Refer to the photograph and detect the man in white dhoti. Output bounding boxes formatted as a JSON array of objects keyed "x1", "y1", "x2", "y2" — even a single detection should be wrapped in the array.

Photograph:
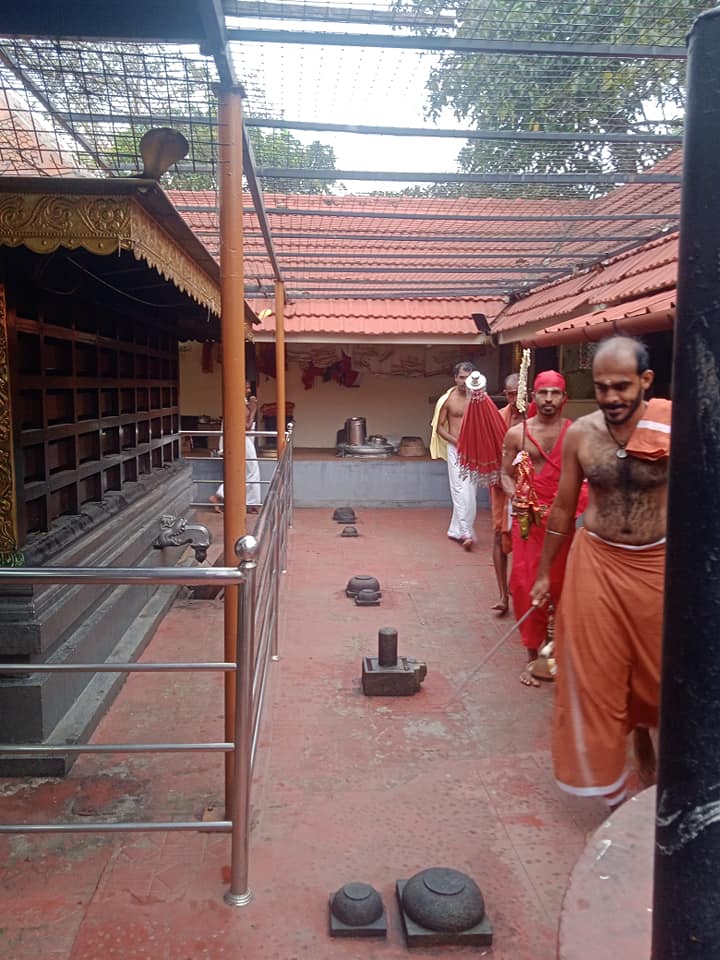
[
  {"x1": 210, "y1": 383, "x2": 262, "y2": 513},
  {"x1": 431, "y1": 360, "x2": 477, "y2": 550}
]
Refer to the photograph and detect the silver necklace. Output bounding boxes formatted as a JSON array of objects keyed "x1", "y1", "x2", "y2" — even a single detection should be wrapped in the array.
[{"x1": 605, "y1": 421, "x2": 629, "y2": 459}]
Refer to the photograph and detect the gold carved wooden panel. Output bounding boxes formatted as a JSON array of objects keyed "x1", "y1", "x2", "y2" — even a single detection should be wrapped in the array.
[
  {"x1": 0, "y1": 284, "x2": 21, "y2": 565},
  {"x1": 0, "y1": 193, "x2": 221, "y2": 318}
]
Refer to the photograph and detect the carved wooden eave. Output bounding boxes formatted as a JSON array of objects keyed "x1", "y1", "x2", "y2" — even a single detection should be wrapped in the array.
[
  {"x1": 0, "y1": 177, "x2": 257, "y2": 338},
  {"x1": 134, "y1": 201, "x2": 221, "y2": 317}
]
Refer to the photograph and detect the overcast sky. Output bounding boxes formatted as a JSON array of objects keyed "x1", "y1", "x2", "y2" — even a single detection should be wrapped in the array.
[{"x1": 230, "y1": 9, "x2": 466, "y2": 192}]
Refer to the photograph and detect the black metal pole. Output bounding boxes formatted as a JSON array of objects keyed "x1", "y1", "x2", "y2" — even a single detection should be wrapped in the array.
[{"x1": 652, "y1": 7, "x2": 720, "y2": 959}]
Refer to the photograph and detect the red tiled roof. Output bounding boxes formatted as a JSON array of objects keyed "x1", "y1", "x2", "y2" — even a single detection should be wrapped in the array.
[
  {"x1": 524, "y1": 289, "x2": 676, "y2": 346},
  {"x1": 167, "y1": 151, "x2": 682, "y2": 338},
  {"x1": 172, "y1": 190, "x2": 608, "y2": 270},
  {"x1": 587, "y1": 150, "x2": 683, "y2": 222},
  {"x1": 580, "y1": 232, "x2": 678, "y2": 293},
  {"x1": 0, "y1": 90, "x2": 87, "y2": 177},
  {"x1": 491, "y1": 231, "x2": 678, "y2": 337},
  {"x1": 170, "y1": 190, "x2": 591, "y2": 219},
  {"x1": 249, "y1": 296, "x2": 505, "y2": 337},
  {"x1": 169, "y1": 169, "x2": 680, "y2": 298},
  {"x1": 173, "y1": 190, "x2": 672, "y2": 251}
]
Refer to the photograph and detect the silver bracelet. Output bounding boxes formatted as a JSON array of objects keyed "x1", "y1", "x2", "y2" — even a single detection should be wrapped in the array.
[{"x1": 546, "y1": 528, "x2": 570, "y2": 537}]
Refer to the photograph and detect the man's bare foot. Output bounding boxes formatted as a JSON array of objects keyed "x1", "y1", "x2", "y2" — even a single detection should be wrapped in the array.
[
  {"x1": 209, "y1": 494, "x2": 222, "y2": 514},
  {"x1": 492, "y1": 598, "x2": 509, "y2": 617},
  {"x1": 519, "y1": 665, "x2": 541, "y2": 687},
  {"x1": 462, "y1": 538, "x2": 473, "y2": 551}
]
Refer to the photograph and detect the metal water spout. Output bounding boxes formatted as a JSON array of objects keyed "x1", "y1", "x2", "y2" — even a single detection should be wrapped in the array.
[{"x1": 152, "y1": 515, "x2": 212, "y2": 563}]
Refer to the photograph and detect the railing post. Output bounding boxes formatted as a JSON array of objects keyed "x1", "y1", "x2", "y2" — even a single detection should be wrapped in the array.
[
  {"x1": 217, "y1": 85, "x2": 248, "y2": 817},
  {"x1": 224, "y1": 534, "x2": 257, "y2": 908},
  {"x1": 271, "y1": 493, "x2": 281, "y2": 662},
  {"x1": 286, "y1": 423, "x2": 294, "y2": 533},
  {"x1": 275, "y1": 279, "x2": 287, "y2": 457}
]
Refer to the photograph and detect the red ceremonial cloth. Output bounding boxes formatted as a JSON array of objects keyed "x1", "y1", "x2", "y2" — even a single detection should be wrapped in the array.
[
  {"x1": 509, "y1": 420, "x2": 588, "y2": 649},
  {"x1": 511, "y1": 517, "x2": 571, "y2": 650},
  {"x1": 456, "y1": 391, "x2": 507, "y2": 486},
  {"x1": 534, "y1": 369, "x2": 566, "y2": 391}
]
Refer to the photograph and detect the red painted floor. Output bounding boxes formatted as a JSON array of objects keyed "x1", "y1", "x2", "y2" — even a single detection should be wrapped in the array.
[{"x1": 0, "y1": 508, "x2": 612, "y2": 959}]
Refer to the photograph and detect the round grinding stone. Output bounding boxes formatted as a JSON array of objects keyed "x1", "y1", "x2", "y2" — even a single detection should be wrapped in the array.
[
  {"x1": 402, "y1": 867, "x2": 485, "y2": 933},
  {"x1": 345, "y1": 575, "x2": 380, "y2": 596},
  {"x1": 331, "y1": 882, "x2": 384, "y2": 926}
]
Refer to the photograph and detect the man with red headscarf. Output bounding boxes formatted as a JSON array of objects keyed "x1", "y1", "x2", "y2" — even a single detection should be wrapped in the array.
[{"x1": 501, "y1": 370, "x2": 583, "y2": 687}]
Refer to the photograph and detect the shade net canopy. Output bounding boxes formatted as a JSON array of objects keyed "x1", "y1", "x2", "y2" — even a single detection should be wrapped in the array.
[{"x1": 0, "y1": 0, "x2": 709, "y2": 304}]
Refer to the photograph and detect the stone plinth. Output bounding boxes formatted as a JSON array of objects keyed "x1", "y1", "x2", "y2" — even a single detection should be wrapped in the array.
[{"x1": 559, "y1": 786, "x2": 654, "y2": 959}]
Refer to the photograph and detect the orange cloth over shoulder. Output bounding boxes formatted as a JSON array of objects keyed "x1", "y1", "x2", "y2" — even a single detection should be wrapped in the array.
[{"x1": 625, "y1": 398, "x2": 671, "y2": 461}]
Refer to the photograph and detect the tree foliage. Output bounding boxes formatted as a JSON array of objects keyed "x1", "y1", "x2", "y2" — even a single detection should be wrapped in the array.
[
  {"x1": 248, "y1": 130, "x2": 338, "y2": 195},
  {"x1": 391, "y1": 0, "x2": 712, "y2": 196}
]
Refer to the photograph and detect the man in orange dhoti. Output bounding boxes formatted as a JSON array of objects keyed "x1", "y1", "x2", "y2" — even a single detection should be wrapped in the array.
[
  {"x1": 502, "y1": 370, "x2": 584, "y2": 687},
  {"x1": 531, "y1": 336, "x2": 670, "y2": 806},
  {"x1": 490, "y1": 373, "x2": 523, "y2": 616}
]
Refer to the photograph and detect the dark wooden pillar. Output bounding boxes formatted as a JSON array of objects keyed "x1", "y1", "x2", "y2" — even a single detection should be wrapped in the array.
[{"x1": 652, "y1": 8, "x2": 720, "y2": 958}]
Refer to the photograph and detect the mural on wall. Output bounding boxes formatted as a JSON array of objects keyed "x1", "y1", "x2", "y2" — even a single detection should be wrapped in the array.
[
  {"x1": 0, "y1": 284, "x2": 21, "y2": 566},
  {"x1": 267, "y1": 344, "x2": 489, "y2": 388}
]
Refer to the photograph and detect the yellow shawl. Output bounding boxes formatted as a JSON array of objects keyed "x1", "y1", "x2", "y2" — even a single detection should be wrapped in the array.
[{"x1": 429, "y1": 387, "x2": 454, "y2": 461}]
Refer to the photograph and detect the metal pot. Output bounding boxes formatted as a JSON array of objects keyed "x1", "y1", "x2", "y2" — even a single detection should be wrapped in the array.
[{"x1": 345, "y1": 417, "x2": 367, "y2": 445}]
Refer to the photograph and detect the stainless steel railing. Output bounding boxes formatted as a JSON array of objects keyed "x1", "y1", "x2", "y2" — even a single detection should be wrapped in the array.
[
  {"x1": 0, "y1": 430, "x2": 294, "y2": 907},
  {"x1": 181, "y1": 426, "x2": 281, "y2": 510}
]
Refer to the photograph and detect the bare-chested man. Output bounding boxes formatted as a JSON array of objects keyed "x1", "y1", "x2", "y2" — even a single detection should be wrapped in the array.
[
  {"x1": 490, "y1": 373, "x2": 524, "y2": 616},
  {"x1": 530, "y1": 336, "x2": 669, "y2": 806},
  {"x1": 501, "y1": 370, "x2": 578, "y2": 686},
  {"x1": 436, "y1": 360, "x2": 477, "y2": 549}
]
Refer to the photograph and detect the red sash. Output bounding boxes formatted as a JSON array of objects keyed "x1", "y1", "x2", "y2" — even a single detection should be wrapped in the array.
[{"x1": 525, "y1": 420, "x2": 571, "y2": 506}]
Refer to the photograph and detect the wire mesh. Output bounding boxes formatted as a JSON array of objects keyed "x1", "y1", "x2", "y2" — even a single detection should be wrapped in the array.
[
  {"x1": 0, "y1": 1, "x2": 706, "y2": 299},
  {"x1": 0, "y1": 39, "x2": 220, "y2": 181},
  {"x1": 225, "y1": 0, "x2": 708, "y2": 46}
]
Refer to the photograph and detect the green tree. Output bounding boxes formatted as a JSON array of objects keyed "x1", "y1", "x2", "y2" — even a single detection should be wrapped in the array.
[
  {"x1": 392, "y1": 0, "x2": 711, "y2": 197},
  {"x1": 247, "y1": 130, "x2": 338, "y2": 194}
]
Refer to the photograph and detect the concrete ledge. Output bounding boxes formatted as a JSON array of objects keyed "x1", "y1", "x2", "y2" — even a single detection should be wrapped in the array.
[
  {"x1": 190, "y1": 453, "x2": 491, "y2": 509},
  {"x1": 559, "y1": 786, "x2": 654, "y2": 959}
]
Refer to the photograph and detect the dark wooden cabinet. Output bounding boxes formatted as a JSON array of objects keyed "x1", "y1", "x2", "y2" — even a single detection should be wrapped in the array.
[{"x1": 12, "y1": 305, "x2": 181, "y2": 542}]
